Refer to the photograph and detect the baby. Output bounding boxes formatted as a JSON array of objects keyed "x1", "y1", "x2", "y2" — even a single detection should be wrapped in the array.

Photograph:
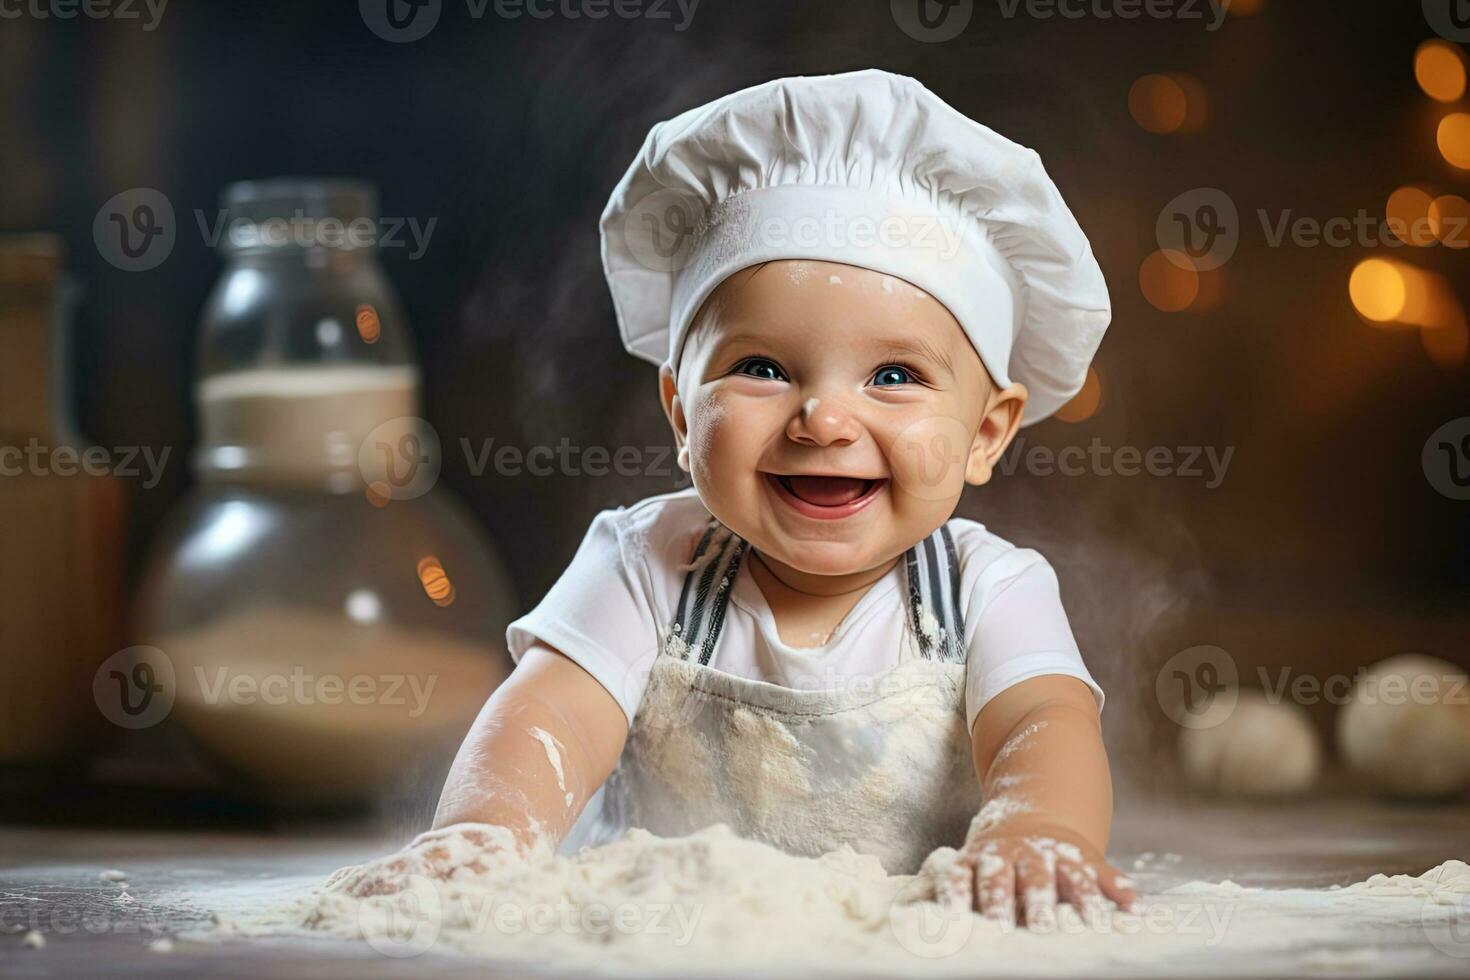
[{"x1": 333, "y1": 70, "x2": 1137, "y2": 928}]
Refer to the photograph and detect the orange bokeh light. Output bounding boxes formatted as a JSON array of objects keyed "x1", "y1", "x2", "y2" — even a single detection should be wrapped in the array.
[
  {"x1": 1416, "y1": 40, "x2": 1468, "y2": 103},
  {"x1": 1386, "y1": 185, "x2": 1438, "y2": 246},
  {"x1": 1054, "y1": 367, "x2": 1103, "y2": 424},
  {"x1": 1429, "y1": 194, "x2": 1470, "y2": 248},
  {"x1": 355, "y1": 304, "x2": 382, "y2": 344},
  {"x1": 1128, "y1": 74, "x2": 1208, "y2": 135},
  {"x1": 1437, "y1": 113, "x2": 1470, "y2": 169},
  {"x1": 1349, "y1": 259, "x2": 1409, "y2": 323},
  {"x1": 417, "y1": 556, "x2": 457, "y2": 608},
  {"x1": 1139, "y1": 249, "x2": 1200, "y2": 312}
]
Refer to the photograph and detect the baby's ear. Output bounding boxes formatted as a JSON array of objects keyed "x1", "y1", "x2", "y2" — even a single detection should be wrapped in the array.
[
  {"x1": 965, "y1": 382, "x2": 1027, "y2": 486},
  {"x1": 658, "y1": 363, "x2": 692, "y2": 472}
]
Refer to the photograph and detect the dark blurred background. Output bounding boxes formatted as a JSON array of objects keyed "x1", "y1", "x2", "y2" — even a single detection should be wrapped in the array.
[{"x1": 2, "y1": 0, "x2": 1467, "y2": 797}]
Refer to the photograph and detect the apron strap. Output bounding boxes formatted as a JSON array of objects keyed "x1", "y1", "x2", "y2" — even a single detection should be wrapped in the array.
[
  {"x1": 667, "y1": 519, "x2": 747, "y2": 666},
  {"x1": 666, "y1": 518, "x2": 966, "y2": 666},
  {"x1": 903, "y1": 522, "x2": 967, "y2": 663}
]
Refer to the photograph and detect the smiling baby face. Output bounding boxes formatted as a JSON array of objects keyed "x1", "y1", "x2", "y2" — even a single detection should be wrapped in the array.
[{"x1": 659, "y1": 259, "x2": 1029, "y2": 580}]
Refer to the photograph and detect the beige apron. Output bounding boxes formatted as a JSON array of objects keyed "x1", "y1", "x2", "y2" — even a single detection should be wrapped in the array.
[{"x1": 570, "y1": 520, "x2": 983, "y2": 875}]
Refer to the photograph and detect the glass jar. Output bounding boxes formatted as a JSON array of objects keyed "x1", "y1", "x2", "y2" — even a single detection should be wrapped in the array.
[{"x1": 135, "y1": 179, "x2": 515, "y2": 804}]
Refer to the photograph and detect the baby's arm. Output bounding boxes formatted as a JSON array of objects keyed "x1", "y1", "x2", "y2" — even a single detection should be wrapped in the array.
[
  {"x1": 325, "y1": 643, "x2": 626, "y2": 895},
  {"x1": 433, "y1": 642, "x2": 628, "y2": 842},
  {"x1": 926, "y1": 675, "x2": 1140, "y2": 926}
]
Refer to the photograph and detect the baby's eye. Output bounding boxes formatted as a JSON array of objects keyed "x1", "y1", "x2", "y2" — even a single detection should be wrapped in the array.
[
  {"x1": 871, "y1": 364, "x2": 915, "y2": 387},
  {"x1": 735, "y1": 357, "x2": 787, "y2": 381}
]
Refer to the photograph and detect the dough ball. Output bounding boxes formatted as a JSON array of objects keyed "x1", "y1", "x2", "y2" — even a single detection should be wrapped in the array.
[
  {"x1": 1336, "y1": 654, "x2": 1470, "y2": 799},
  {"x1": 1179, "y1": 689, "x2": 1321, "y2": 797}
]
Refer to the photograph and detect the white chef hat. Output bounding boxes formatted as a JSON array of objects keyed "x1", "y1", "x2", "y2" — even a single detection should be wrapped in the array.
[{"x1": 599, "y1": 69, "x2": 1110, "y2": 425}]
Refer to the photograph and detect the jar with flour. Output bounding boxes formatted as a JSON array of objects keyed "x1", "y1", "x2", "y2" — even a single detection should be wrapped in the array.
[{"x1": 136, "y1": 179, "x2": 515, "y2": 803}]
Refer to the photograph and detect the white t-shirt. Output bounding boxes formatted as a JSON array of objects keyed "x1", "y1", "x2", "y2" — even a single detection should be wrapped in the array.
[{"x1": 506, "y1": 487, "x2": 1102, "y2": 732}]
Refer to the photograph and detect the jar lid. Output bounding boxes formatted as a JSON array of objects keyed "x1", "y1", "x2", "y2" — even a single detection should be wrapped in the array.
[
  {"x1": 218, "y1": 178, "x2": 380, "y2": 252},
  {"x1": 0, "y1": 234, "x2": 64, "y2": 287}
]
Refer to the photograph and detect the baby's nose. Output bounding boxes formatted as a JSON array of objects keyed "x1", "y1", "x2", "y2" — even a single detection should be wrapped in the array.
[{"x1": 787, "y1": 396, "x2": 862, "y2": 446}]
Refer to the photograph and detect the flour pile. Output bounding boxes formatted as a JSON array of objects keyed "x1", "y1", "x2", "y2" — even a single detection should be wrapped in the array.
[{"x1": 202, "y1": 825, "x2": 1470, "y2": 976}]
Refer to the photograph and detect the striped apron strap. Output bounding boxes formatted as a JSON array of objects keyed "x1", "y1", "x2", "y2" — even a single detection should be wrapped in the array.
[
  {"x1": 902, "y1": 522, "x2": 968, "y2": 663},
  {"x1": 667, "y1": 519, "x2": 747, "y2": 667}
]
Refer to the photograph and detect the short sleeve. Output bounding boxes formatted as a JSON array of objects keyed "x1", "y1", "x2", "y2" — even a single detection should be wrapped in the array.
[
  {"x1": 963, "y1": 550, "x2": 1103, "y2": 732},
  {"x1": 505, "y1": 509, "x2": 661, "y2": 728}
]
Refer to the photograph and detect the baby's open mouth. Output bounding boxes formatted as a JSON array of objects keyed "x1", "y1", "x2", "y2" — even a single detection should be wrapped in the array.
[{"x1": 763, "y1": 472, "x2": 886, "y2": 517}]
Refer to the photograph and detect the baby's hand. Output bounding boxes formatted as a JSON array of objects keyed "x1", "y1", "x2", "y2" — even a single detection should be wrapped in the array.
[
  {"x1": 323, "y1": 823, "x2": 526, "y2": 898},
  {"x1": 920, "y1": 823, "x2": 1140, "y2": 929}
]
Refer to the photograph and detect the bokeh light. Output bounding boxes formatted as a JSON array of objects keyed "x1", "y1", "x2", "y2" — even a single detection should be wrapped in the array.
[
  {"x1": 1349, "y1": 259, "x2": 1408, "y2": 323},
  {"x1": 1054, "y1": 367, "x2": 1102, "y2": 423},
  {"x1": 1129, "y1": 74, "x2": 1208, "y2": 135},
  {"x1": 1350, "y1": 258, "x2": 1465, "y2": 331},
  {"x1": 355, "y1": 303, "x2": 382, "y2": 344},
  {"x1": 1386, "y1": 185, "x2": 1438, "y2": 246},
  {"x1": 1436, "y1": 112, "x2": 1470, "y2": 169},
  {"x1": 1415, "y1": 40, "x2": 1468, "y2": 103},
  {"x1": 1140, "y1": 249, "x2": 1200, "y2": 311},
  {"x1": 1428, "y1": 194, "x2": 1470, "y2": 248},
  {"x1": 365, "y1": 480, "x2": 392, "y2": 508},
  {"x1": 417, "y1": 556, "x2": 457, "y2": 608}
]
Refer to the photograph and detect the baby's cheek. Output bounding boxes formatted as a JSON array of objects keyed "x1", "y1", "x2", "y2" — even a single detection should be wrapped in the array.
[
  {"x1": 687, "y1": 394, "x2": 729, "y2": 476},
  {"x1": 884, "y1": 414, "x2": 974, "y2": 503}
]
